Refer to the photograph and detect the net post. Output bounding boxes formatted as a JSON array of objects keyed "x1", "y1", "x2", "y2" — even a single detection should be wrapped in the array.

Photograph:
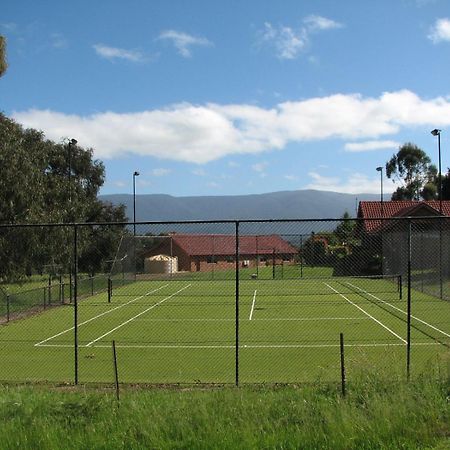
[
  {"x1": 340, "y1": 332, "x2": 346, "y2": 397},
  {"x1": 69, "y1": 272, "x2": 73, "y2": 303},
  {"x1": 108, "y1": 278, "x2": 112, "y2": 303}
]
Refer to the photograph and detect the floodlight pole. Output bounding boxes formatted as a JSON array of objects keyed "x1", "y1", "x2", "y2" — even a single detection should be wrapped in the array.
[
  {"x1": 431, "y1": 129, "x2": 443, "y2": 299},
  {"x1": 133, "y1": 171, "x2": 140, "y2": 236},
  {"x1": 431, "y1": 129, "x2": 442, "y2": 213},
  {"x1": 376, "y1": 166, "x2": 384, "y2": 217},
  {"x1": 377, "y1": 166, "x2": 384, "y2": 275},
  {"x1": 67, "y1": 139, "x2": 77, "y2": 215}
]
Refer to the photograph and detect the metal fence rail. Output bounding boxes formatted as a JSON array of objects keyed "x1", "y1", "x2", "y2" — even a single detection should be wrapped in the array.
[{"x1": 0, "y1": 217, "x2": 448, "y2": 385}]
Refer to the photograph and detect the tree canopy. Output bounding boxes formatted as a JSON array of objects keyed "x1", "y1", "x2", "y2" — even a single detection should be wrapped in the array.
[
  {"x1": 386, "y1": 143, "x2": 437, "y2": 200},
  {"x1": 0, "y1": 113, "x2": 127, "y2": 281}
]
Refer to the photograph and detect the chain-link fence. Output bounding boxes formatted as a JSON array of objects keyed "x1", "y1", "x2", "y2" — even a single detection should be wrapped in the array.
[{"x1": 0, "y1": 217, "x2": 448, "y2": 385}]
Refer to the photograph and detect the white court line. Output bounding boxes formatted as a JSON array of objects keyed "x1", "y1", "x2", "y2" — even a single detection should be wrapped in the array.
[
  {"x1": 85, "y1": 284, "x2": 191, "y2": 347},
  {"x1": 36, "y1": 342, "x2": 441, "y2": 349},
  {"x1": 133, "y1": 317, "x2": 367, "y2": 322},
  {"x1": 347, "y1": 282, "x2": 450, "y2": 339},
  {"x1": 34, "y1": 284, "x2": 169, "y2": 347},
  {"x1": 325, "y1": 283, "x2": 407, "y2": 344},
  {"x1": 249, "y1": 290, "x2": 257, "y2": 320}
]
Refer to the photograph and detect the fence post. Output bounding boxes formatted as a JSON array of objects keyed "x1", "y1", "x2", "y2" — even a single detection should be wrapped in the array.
[
  {"x1": 74, "y1": 225, "x2": 79, "y2": 385},
  {"x1": 340, "y1": 332, "x2": 346, "y2": 397},
  {"x1": 43, "y1": 286, "x2": 47, "y2": 309},
  {"x1": 300, "y1": 234, "x2": 303, "y2": 277},
  {"x1": 407, "y1": 219, "x2": 412, "y2": 381},
  {"x1": 235, "y1": 221, "x2": 240, "y2": 387},
  {"x1": 91, "y1": 276, "x2": 94, "y2": 296},
  {"x1": 6, "y1": 294, "x2": 10, "y2": 322},
  {"x1": 48, "y1": 277, "x2": 52, "y2": 305}
]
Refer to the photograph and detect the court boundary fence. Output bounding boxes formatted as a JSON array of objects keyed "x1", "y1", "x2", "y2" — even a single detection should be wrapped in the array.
[{"x1": 0, "y1": 216, "x2": 448, "y2": 385}]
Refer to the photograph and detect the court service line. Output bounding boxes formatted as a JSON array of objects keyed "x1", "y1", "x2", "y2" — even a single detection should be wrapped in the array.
[
  {"x1": 346, "y1": 282, "x2": 450, "y2": 339},
  {"x1": 85, "y1": 284, "x2": 192, "y2": 347},
  {"x1": 133, "y1": 317, "x2": 366, "y2": 322},
  {"x1": 34, "y1": 284, "x2": 169, "y2": 347},
  {"x1": 249, "y1": 290, "x2": 257, "y2": 320},
  {"x1": 325, "y1": 283, "x2": 407, "y2": 344}
]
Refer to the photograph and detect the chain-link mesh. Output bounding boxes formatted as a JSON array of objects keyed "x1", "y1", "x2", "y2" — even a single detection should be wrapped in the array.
[{"x1": 0, "y1": 217, "x2": 449, "y2": 385}]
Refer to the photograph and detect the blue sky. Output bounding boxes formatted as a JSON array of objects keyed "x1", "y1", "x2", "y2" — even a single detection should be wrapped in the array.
[{"x1": 2, "y1": 0, "x2": 450, "y2": 197}]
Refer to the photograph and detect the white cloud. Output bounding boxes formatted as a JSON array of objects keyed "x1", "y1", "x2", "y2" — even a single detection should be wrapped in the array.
[
  {"x1": 259, "y1": 15, "x2": 342, "y2": 60},
  {"x1": 151, "y1": 168, "x2": 171, "y2": 177},
  {"x1": 13, "y1": 90, "x2": 450, "y2": 164},
  {"x1": 158, "y1": 30, "x2": 212, "y2": 57},
  {"x1": 284, "y1": 174, "x2": 298, "y2": 181},
  {"x1": 344, "y1": 140, "x2": 400, "y2": 152},
  {"x1": 93, "y1": 44, "x2": 145, "y2": 62},
  {"x1": 260, "y1": 22, "x2": 307, "y2": 59},
  {"x1": 304, "y1": 15, "x2": 343, "y2": 31},
  {"x1": 428, "y1": 18, "x2": 450, "y2": 43},
  {"x1": 306, "y1": 172, "x2": 395, "y2": 195}
]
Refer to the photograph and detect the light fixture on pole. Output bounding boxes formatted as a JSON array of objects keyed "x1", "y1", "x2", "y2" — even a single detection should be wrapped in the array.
[
  {"x1": 376, "y1": 166, "x2": 384, "y2": 218},
  {"x1": 133, "y1": 171, "x2": 140, "y2": 236},
  {"x1": 431, "y1": 129, "x2": 442, "y2": 213}
]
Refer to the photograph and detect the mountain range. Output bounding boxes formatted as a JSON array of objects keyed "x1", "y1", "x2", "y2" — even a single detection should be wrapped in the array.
[{"x1": 100, "y1": 189, "x2": 382, "y2": 222}]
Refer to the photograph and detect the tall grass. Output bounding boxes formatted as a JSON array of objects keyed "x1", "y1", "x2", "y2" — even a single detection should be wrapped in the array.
[{"x1": 0, "y1": 370, "x2": 449, "y2": 449}]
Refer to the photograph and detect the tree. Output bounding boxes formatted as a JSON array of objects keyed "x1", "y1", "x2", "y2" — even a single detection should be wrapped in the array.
[
  {"x1": 333, "y1": 211, "x2": 355, "y2": 245},
  {"x1": 0, "y1": 36, "x2": 7, "y2": 77},
  {"x1": 0, "y1": 113, "x2": 127, "y2": 281},
  {"x1": 441, "y1": 169, "x2": 450, "y2": 200},
  {"x1": 386, "y1": 143, "x2": 437, "y2": 200}
]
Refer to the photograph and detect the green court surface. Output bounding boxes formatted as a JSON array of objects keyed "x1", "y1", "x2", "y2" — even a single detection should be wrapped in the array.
[{"x1": 0, "y1": 276, "x2": 449, "y2": 384}]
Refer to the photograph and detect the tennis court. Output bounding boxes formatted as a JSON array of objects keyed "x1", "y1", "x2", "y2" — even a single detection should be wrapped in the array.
[{"x1": 0, "y1": 274, "x2": 449, "y2": 384}]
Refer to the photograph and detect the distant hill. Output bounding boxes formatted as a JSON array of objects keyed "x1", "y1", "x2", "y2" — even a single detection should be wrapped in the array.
[{"x1": 100, "y1": 189, "x2": 382, "y2": 226}]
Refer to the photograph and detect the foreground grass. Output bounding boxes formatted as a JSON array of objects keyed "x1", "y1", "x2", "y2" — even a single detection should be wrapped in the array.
[{"x1": 0, "y1": 374, "x2": 449, "y2": 449}]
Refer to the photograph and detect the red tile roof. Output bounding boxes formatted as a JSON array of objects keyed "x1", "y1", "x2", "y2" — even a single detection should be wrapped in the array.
[
  {"x1": 358, "y1": 200, "x2": 450, "y2": 233},
  {"x1": 171, "y1": 234, "x2": 298, "y2": 256}
]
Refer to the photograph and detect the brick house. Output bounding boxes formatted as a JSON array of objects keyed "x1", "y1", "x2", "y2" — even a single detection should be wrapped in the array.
[
  {"x1": 357, "y1": 200, "x2": 450, "y2": 275},
  {"x1": 145, "y1": 233, "x2": 298, "y2": 272}
]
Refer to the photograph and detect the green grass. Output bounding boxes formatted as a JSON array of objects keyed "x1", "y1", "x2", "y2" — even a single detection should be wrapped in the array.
[
  {"x1": 0, "y1": 274, "x2": 449, "y2": 384},
  {"x1": 0, "y1": 372, "x2": 448, "y2": 449}
]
